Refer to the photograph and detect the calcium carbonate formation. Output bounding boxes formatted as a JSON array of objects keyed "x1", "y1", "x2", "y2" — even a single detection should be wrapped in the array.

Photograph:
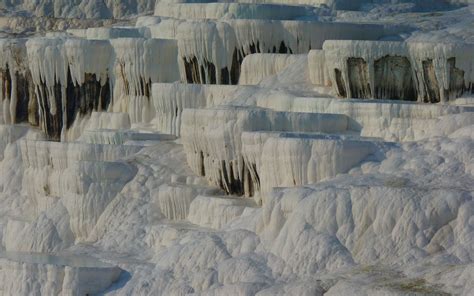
[
  {"x1": 0, "y1": 0, "x2": 473, "y2": 295},
  {"x1": 0, "y1": 12, "x2": 405, "y2": 140},
  {"x1": 0, "y1": 39, "x2": 36, "y2": 126},
  {"x1": 318, "y1": 40, "x2": 474, "y2": 103}
]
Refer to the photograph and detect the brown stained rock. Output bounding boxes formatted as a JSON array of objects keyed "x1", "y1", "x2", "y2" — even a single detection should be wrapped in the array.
[
  {"x1": 335, "y1": 68, "x2": 347, "y2": 98},
  {"x1": 374, "y1": 55, "x2": 417, "y2": 101},
  {"x1": 347, "y1": 57, "x2": 372, "y2": 99},
  {"x1": 422, "y1": 59, "x2": 441, "y2": 103},
  {"x1": 183, "y1": 40, "x2": 291, "y2": 85},
  {"x1": 446, "y1": 57, "x2": 465, "y2": 101}
]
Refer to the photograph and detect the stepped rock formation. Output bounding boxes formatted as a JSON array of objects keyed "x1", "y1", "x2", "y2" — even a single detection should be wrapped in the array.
[
  {"x1": 315, "y1": 40, "x2": 474, "y2": 102},
  {"x1": 0, "y1": 0, "x2": 473, "y2": 295}
]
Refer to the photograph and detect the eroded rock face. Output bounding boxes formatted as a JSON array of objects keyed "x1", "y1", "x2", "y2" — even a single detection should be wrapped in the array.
[
  {"x1": 334, "y1": 68, "x2": 347, "y2": 97},
  {"x1": 322, "y1": 40, "x2": 474, "y2": 102},
  {"x1": 21, "y1": 37, "x2": 180, "y2": 140},
  {"x1": 374, "y1": 55, "x2": 417, "y2": 101},
  {"x1": 183, "y1": 43, "x2": 287, "y2": 85},
  {"x1": 181, "y1": 107, "x2": 350, "y2": 197},
  {"x1": 25, "y1": 38, "x2": 116, "y2": 141},
  {"x1": 36, "y1": 77, "x2": 64, "y2": 141},
  {"x1": 0, "y1": 40, "x2": 37, "y2": 126},
  {"x1": 152, "y1": 83, "x2": 256, "y2": 137},
  {"x1": 177, "y1": 20, "x2": 397, "y2": 85},
  {"x1": 447, "y1": 57, "x2": 468, "y2": 100},
  {"x1": 35, "y1": 69, "x2": 112, "y2": 141},
  {"x1": 347, "y1": 57, "x2": 371, "y2": 99},
  {"x1": 65, "y1": 72, "x2": 111, "y2": 129},
  {"x1": 0, "y1": 2, "x2": 472, "y2": 295},
  {"x1": 422, "y1": 59, "x2": 441, "y2": 103}
]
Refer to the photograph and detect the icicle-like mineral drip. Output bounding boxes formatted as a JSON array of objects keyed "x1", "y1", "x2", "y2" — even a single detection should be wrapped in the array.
[
  {"x1": 26, "y1": 38, "x2": 114, "y2": 140},
  {"x1": 111, "y1": 38, "x2": 180, "y2": 124},
  {"x1": 0, "y1": 39, "x2": 36, "y2": 125},
  {"x1": 323, "y1": 40, "x2": 474, "y2": 102},
  {"x1": 181, "y1": 106, "x2": 349, "y2": 196},
  {"x1": 152, "y1": 83, "x2": 255, "y2": 136},
  {"x1": 241, "y1": 132, "x2": 378, "y2": 202},
  {"x1": 177, "y1": 19, "x2": 398, "y2": 85}
]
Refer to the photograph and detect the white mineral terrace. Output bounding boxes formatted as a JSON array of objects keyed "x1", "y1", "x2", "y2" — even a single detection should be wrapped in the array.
[
  {"x1": 319, "y1": 40, "x2": 474, "y2": 102},
  {"x1": 0, "y1": 252, "x2": 122, "y2": 295},
  {"x1": 0, "y1": 0, "x2": 473, "y2": 295},
  {"x1": 152, "y1": 83, "x2": 257, "y2": 136},
  {"x1": 153, "y1": 2, "x2": 315, "y2": 20}
]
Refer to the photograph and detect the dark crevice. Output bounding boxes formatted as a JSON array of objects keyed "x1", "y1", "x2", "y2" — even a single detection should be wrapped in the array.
[
  {"x1": 1, "y1": 65, "x2": 37, "y2": 124},
  {"x1": 374, "y1": 55, "x2": 417, "y2": 101},
  {"x1": 14, "y1": 71, "x2": 34, "y2": 123},
  {"x1": 446, "y1": 57, "x2": 465, "y2": 101},
  {"x1": 200, "y1": 65, "x2": 206, "y2": 84},
  {"x1": 244, "y1": 162, "x2": 260, "y2": 197},
  {"x1": 422, "y1": 59, "x2": 441, "y2": 103},
  {"x1": 347, "y1": 57, "x2": 371, "y2": 99},
  {"x1": 221, "y1": 67, "x2": 230, "y2": 85},
  {"x1": 249, "y1": 43, "x2": 257, "y2": 54},
  {"x1": 200, "y1": 156, "x2": 260, "y2": 197},
  {"x1": 1, "y1": 65, "x2": 12, "y2": 104},
  {"x1": 183, "y1": 41, "x2": 292, "y2": 85},
  {"x1": 65, "y1": 68, "x2": 111, "y2": 129},
  {"x1": 199, "y1": 151, "x2": 206, "y2": 177},
  {"x1": 335, "y1": 68, "x2": 347, "y2": 98},
  {"x1": 207, "y1": 61, "x2": 216, "y2": 84},
  {"x1": 278, "y1": 41, "x2": 288, "y2": 54},
  {"x1": 184, "y1": 56, "x2": 202, "y2": 84},
  {"x1": 37, "y1": 67, "x2": 111, "y2": 141},
  {"x1": 230, "y1": 49, "x2": 240, "y2": 85},
  {"x1": 37, "y1": 75, "x2": 63, "y2": 141}
]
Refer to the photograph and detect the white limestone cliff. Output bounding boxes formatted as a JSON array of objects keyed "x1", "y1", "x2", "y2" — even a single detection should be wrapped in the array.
[
  {"x1": 0, "y1": 0, "x2": 472, "y2": 295},
  {"x1": 181, "y1": 106, "x2": 350, "y2": 196},
  {"x1": 239, "y1": 54, "x2": 306, "y2": 85},
  {"x1": 110, "y1": 38, "x2": 179, "y2": 124},
  {"x1": 152, "y1": 83, "x2": 256, "y2": 136},
  {"x1": 321, "y1": 40, "x2": 474, "y2": 102}
]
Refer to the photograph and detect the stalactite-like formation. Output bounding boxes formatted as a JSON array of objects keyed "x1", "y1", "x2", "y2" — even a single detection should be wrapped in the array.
[
  {"x1": 36, "y1": 77, "x2": 63, "y2": 141},
  {"x1": 181, "y1": 107, "x2": 350, "y2": 196},
  {"x1": 0, "y1": 40, "x2": 37, "y2": 125},
  {"x1": 322, "y1": 40, "x2": 474, "y2": 102},
  {"x1": 334, "y1": 68, "x2": 347, "y2": 97},
  {"x1": 152, "y1": 83, "x2": 255, "y2": 136},
  {"x1": 26, "y1": 38, "x2": 115, "y2": 140},
  {"x1": 374, "y1": 55, "x2": 417, "y2": 101},
  {"x1": 241, "y1": 132, "x2": 379, "y2": 201},
  {"x1": 177, "y1": 20, "x2": 397, "y2": 85},
  {"x1": 37, "y1": 68, "x2": 112, "y2": 140},
  {"x1": 111, "y1": 38, "x2": 179, "y2": 124},
  {"x1": 347, "y1": 57, "x2": 372, "y2": 99},
  {"x1": 66, "y1": 71, "x2": 111, "y2": 129}
]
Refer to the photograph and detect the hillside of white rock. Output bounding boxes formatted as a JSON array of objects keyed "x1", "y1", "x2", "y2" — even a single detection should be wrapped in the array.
[{"x1": 0, "y1": 0, "x2": 473, "y2": 295}]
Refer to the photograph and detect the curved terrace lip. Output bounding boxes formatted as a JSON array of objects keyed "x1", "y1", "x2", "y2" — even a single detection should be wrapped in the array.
[
  {"x1": 0, "y1": 252, "x2": 116, "y2": 269},
  {"x1": 0, "y1": 1, "x2": 472, "y2": 295}
]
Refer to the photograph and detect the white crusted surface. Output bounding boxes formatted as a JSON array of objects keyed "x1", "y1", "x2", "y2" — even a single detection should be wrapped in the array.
[{"x1": 0, "y1": 1, "x2": 472, "y2": 295}]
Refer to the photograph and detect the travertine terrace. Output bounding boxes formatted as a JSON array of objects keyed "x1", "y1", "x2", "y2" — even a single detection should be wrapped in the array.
[{"x1": 0, "y1": 0, "x2": 473, "y2": 295}]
